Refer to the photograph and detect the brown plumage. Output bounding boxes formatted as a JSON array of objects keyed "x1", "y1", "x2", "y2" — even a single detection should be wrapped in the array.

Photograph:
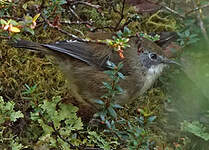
[{"x1": 12, "y1": 32, "x2": 178, "y2": 115}]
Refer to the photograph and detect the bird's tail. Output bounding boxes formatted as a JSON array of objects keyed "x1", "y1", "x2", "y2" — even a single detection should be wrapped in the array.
[{"x1": 11, "y1": 40, "x2": 48, "y2": 52}]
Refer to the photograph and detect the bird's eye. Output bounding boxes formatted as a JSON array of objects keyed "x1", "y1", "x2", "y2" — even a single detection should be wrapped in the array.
[{"x1": 149, "y1": 53, "x2": 157, "y2": 60}]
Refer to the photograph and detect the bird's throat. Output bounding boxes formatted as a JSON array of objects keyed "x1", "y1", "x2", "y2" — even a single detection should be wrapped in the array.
[{"x1": 140, "y1": 64, "x2": 166, "y2": 94}]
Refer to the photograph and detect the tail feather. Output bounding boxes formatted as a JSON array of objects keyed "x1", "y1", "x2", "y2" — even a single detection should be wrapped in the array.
[
  {"x1": 11, "y1": 39, "x2": 110, "y2": 69},
  {"x1": 11, "y1": 40, "x2": 48, "y2": 52}
]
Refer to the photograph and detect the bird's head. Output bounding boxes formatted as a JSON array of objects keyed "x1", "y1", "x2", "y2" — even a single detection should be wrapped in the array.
[
  {"x1": 139, "y1": 50, "x2": 180, "y2": 69},
  {"x1": 138, "y1": 50, "x2": 180, "y2": 93}
]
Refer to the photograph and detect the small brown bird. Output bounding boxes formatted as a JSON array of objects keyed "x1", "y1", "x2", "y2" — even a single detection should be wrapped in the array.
[{"x1": 12, "y1": 33, "x2": 178, "y2": 113}]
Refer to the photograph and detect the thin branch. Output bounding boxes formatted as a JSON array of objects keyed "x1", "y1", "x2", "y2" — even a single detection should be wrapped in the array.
[
  {"x1": 114, "y1": 0, "x2": 126, "y2": 31},
  {"x1": 60, "y1": 20, "x2": 93, "y2": 26},
  {"x1": 69, "y1": 7, "x2": 81, "y2": 21},
  {"x1": 40, "y1": 13, "x2": 109, "y2": 46},
  {"x1": 71, "y1": 1, "x2": 101, "y2": 9},
  {"x1": 186, "y1": 2, "x2": 209, "y2": 16},
  {"x1": 160, "y1": 4, "x2": 185, "y2": 19},
  {"x1": 191, "y1": 0, "x2": 209, "y2": 43},
  {"x1": 40, "y1": 13, "x2": 87, "y2": 42}
]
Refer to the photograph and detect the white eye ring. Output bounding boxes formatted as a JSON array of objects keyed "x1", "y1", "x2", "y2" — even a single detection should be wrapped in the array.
[{"x1": 149, "y1": 53, "x2": 157, "y2": 60}]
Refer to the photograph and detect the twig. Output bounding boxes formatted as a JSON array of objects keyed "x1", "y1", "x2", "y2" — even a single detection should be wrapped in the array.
[
  {"x1": 40, "y1": 13, "x2": 109, "y2": 46},
  {"x1": 186, "y1": 2, "x2": 209, "y2": 16},
  {"x1": 114, "y1": 0, "x2": 126, "y2": 31},
  {"x1": 160, "y1": 4, "x2": 185, "y2": 19},
  {"x1": 40, "y1": 13, "x2": 87, "y2": 42},
  {"x1": 71, "y1": 1, "x2": 101, "y2": 9},
  {"x1": 69, "y1": 7, "x2": 81, "y2": 21},
  {"x1": 191, "y1": 0, "x2": 209, "y2": 43},
  {"x1": 60, "y1": 20, "x2": 92, "y2": 26}
]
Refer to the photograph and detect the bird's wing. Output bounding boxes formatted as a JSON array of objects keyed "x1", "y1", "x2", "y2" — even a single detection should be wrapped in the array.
[{"x1": 42, "y1": 40, "x2": 112, "y2": 69}]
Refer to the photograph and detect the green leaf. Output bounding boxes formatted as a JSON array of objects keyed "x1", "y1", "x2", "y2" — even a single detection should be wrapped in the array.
[
  {"x1": 185, "y1": 30, "x2": 190, "y2": 37},
  {"x1": 94, "y1": 99, "x2": 105, "y2": 105},
  {"x1": 147, "y1": 116, "x2": 157, "y2": 122},
  {"x1": 9, "y1": 20, "x2": 18, "y2": 25},
  {"x1": 116, "y1": 30, "x2": 123, "y2": 38},
  {"x1": 117, "y1": 118, "x2": 126, "y2": 124},
  {"x1": 10, "y1": 111, "x2": 24, "y2": 122},
  {"x1": 0, "y1": 19, "x2": 7, "y2": 25},
  {"x1": 117, "y1": 62, "x2": 123, "y2": 70},
  {"x1": 181, "y1": 121, "x2": 209, "y2": 141},
  {"x1": 10, "y1": 139, "x2": 23, "y2": 150},
  {"x1": 5, "y1": 101, "x2": 15, "y2": 110},
  {"x1": 111, "y1": 120, "x2": 115, "y2": 129},
  {"x1": 123, "y1": 26, "x2": 131, "y2": 35},
  {"x1": 117, "y1": 72, "x2": 125, "y2": 79},
  {"x1": 24, "y1": 27, "x2": 35, "y2": 35},
  {"x1": 115, "y1": 85, "x2": 123, "y2": 93},
  {"x1": 112, "y1": 104, "x2": 123, "y2": 109},
  {"x1": 99, "y1": 111, "x2": 107, "y2": 121},
  {"x1": 106, "y1": 60, "x2": 116, "y2": 69},
  {"x1": 107, "y1": 106, "x2": 117, "y2": 118},
  {"x1": 102, "y1": 82, "x2": 112, "y2": 90},
  {"x1": 105, "y1": 120, "x2": 111, "y2": 128},
  {"x1": 104, "y1": 70, "x2": 114, "y2": 76}
]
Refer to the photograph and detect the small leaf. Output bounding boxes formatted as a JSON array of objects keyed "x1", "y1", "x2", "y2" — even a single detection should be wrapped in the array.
[
  {"x1": 107, "y1": 106, "x2": 117, "y2": 118},
  {"x1": 9, "y1": 20, "x2": 18, "y2": 25},
  {"x1": 185, "y1": 30, "x2": 190, "y2": 37},
  {"x1": 117, "y1": 62, "x2": 123, "y2": 70},
  {"x1": 115, "y1": 85, "x2": 123, "y2": 93},
  {"x1": 116, "y1": 31, "x2": 123, "y2": 38},
  {"x1": 147, "y1": 116, "x2": 157, "y2": 122},
  {"x1": 123, "y1": 26, "x2": 131, "y2": 35},
  {"x1": 32, "y1": 13, "x2": 40, "y2": 22},
  {"x1": 105, "y1": 120, "x2": 111, "y2": 129},
  {"x1": 94, "y1": 99, "x2": 104, "y2": 105},
  {"x1": 104, "y1": 70, "x2": 114, "y2": 76},
  {"x1": 117, "y1": 118, "x2": 126, "y2": 124},
  {"x1": 22, "y1": 3, "x2": 28, "y2": 10},
  {"x1": 111, "y1": 120, "x2": 115, "y2": 129},
  {"x1": 10, "y1": 111, "x2": 24, "y2": 122},
  {"x1": 9, "y1": 26, "x2": 20, "y2": 33},
  {"x1": 102, "y1": 82, "x2": 112, "y2": 89},
  {"x1": 112, "y1": 103, "x2": 123, "y2": 109},
  {"x1": 24, "y1": 27, "x2": 34, "y2": 35},
  {"x1": 0, "y1": 19, "x2": 7, "y2": 25},
  {"x1": 106, "y1": 60, "x2": 116, "y2": 69},
  {"x1": 123, "y1": 38, "x2": 129, "y2": 43},
  {"x1": 100, "y1": 111, "x2": 107, "y2": 121},
  {"x1": 117, "y1": 72, "x2": 125, "y2": 79}
]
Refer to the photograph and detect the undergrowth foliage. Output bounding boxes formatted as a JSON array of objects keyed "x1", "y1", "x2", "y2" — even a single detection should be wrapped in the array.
[
  {"x1": 93, "y1": 60, "x2": 157, "y2": 150},
  {"x1": 1, "y1": 0, "x2": 208, "y2": 149}
]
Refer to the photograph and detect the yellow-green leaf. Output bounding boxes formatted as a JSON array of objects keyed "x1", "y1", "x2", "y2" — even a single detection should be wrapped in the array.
[
  {"x1": 32, "y1": 13, "x2": 40, "y2": 22},
  {"x1": 10, "y1": 26, "x2": 20, "y2": 33},
  {"x1": 0, "y1": 19, "x2": 7, "y2": 25}
]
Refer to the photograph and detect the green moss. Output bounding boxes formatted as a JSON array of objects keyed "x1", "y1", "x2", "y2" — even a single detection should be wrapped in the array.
[{"x1": 0, "y1": 40, "x2": 70, "y2": 109}]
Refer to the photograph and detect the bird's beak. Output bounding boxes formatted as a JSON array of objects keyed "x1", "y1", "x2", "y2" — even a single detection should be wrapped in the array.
[{"x1": 162, "y1": 59, "x2": 182, "y2": 67}]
